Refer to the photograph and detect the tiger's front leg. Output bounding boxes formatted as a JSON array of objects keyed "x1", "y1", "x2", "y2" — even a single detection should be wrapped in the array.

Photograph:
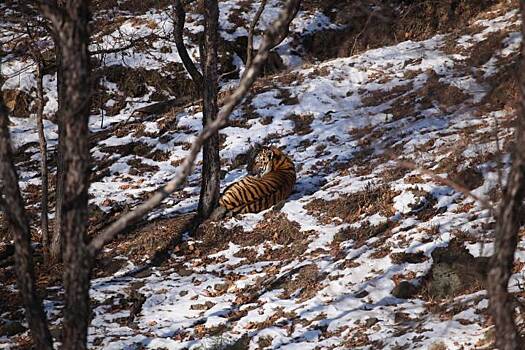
[{"x1": 272, "y1": 200, "x2": 286, "y2": 212}]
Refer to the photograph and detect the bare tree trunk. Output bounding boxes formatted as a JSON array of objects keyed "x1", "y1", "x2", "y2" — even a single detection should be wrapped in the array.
[
  {"x1": 0, "y1": 95, "x2": 53, "y2": 350},
  {"x1": 486, "y1": 3, "x2": 525, "y2": 350},
  {"x1": 173, "y1": 0, "x2": 220, "y2": 220},
  {"x1": 33, "y1": 52, "x2": 50, "y2": 263},
  {"x1": 173, "y1": 0, "x2": 203, "y2": 89},
  {"x1": 245, "y1": 0, "x2": 267, "y2": 74},
  {"x1": 41, "y1": 1, "x2": 92, "y2": 349},
  {"x1": 197, "y1": 0, "x2": 221, "y2": 220},
  {"x1": 270, "y1": 2, "x2": 300, "y2": 50},
  {"x1": 51, "y1": 34, "x2": 64, "y2": 263}
]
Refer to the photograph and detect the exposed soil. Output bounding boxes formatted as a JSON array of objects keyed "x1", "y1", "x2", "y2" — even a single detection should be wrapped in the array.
[
  {"x1": 335, "y1": 220, "x2": 397, "y2": 249},
  {"x1": 277, "y1": 264, "x2": 325, "y2": 301},
  {"x1": 99, "y1": 141, "x2": 154, "y2": 158}
]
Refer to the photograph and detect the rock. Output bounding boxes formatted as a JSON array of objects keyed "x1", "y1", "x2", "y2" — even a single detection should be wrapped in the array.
[
  {"x1": 354, "y1": 290, "x2": 369, "y2": 298},
  {"x1": 190, "y1": 301, "x2": 215, "y2": 310},
  {"x1": 365, "y1": 317, "x2": 379, "y2": 327},
  {"x1": 390, "y1": 251, "x2": 427, "y2": 264},
  {"x1": 425, "y1": 239, "x2": 489, "y2": 299},
  {"x1": 3, "y1": 89, "x2": 31, "y2": 118},
  {"x1": 214, "y1": 283, "x2": 228, "y2": 292},
  {"x1": 391, "y1": 281, "x2": 418, "y2": 299},
  {"x1": 427, "y1": 263, "x2": 464, "y2": 299}
]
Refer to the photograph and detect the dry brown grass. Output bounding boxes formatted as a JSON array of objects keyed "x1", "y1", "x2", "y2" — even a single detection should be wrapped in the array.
[
  {"x1": 360, "y1": 82, "x2": 414, "y2": 108},
  {"x1": 418, "y1": 70, "x2": 471, "y2": 111},
  {"x1": 302, "y1": 0, "x2": 501, "y2": 61},
  {"x1": 390, "y1": 251, "x2": 427, "y2": 264},
  {"x1": 287, "y1": 113, "x2": 314, "y2": 135},
  {"x1": 480, "y1": 59, "x2": 520, "y2": 113},
  {"x1": 334, "y1": 221, "x2": 395, "y2": 249},
  {"x1": 111, "y1": 213, "x2": 195, "y2": 263},
  {"x1": 428, "y1": 341, "x2": 448, "y2": 350},
  {"x1": 305, "y1": 183, "x2": 399, "y2": 225},
  {"x1": 278, "y1": 264, "x2": 325, "y2": 301}
]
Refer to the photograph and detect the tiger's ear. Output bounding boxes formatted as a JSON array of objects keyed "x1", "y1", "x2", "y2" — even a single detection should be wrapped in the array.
[{"x1": 271, "y1": 146, "x2": 282, "y2": 156}]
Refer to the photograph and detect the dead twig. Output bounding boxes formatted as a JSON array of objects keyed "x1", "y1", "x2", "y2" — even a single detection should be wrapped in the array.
[
  {"x1": 89, "y1": 37, "x2": 145, "y2": 56},
  {"x1": 350, "y1": 10, "x2": 374, "y2": 56}
]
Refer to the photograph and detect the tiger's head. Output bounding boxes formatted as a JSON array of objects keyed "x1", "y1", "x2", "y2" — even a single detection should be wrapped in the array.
[{"x1": 250, "y1": 147, "x2": 285, "y2": 178}]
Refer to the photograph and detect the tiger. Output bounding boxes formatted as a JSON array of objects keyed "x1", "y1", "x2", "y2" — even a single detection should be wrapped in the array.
[{"x1": 210, "y1": 146, "x2": 296, "y2": 219}]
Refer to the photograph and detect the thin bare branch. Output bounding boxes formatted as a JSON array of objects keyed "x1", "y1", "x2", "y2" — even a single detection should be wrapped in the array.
[
  {"x1": 492, "y1": 115, "x2": 505, "y2": 191},
  {"x1": 88, "y1": 0, "x2": 302, "y2": 256},
  {"x1": 245, "y1": 0, "x2": 267, "y2": 73},
  {"x1": 89, "y1": 38, "x2": 143, "y2": 56},
  {"x1": 350, "y1": 10, "x2": 374, "y2": 56}
]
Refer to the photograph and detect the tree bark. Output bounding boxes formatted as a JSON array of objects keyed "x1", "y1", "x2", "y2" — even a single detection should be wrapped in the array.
[
  {"x1": 173, "y1": 0, "x2": 203, "y2": 89},
  {"x1": 0, "y1": 92, "x2": 53, "y2": 350},
  {"x1": 269, "y1": 1, "x2": 300, "y2": 51},
  {"x1": 32, "y1": 50, "x2": 50, "y2": 263},
  {"x1": 41, "y1": 1, "x2": 93, "y2": 349},
  {"x1": 197, "y1": 0, "x2": 221, "y2": 220},
  {"x1": 50, "y1": 32, "x2": 64, "y2": 263},
  {"x1": 486, "y1": 2, "x2": 525, "y2": 350}
]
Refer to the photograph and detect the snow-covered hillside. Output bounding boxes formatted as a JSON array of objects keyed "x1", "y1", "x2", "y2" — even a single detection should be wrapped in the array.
[{"x1": 1, "y1": 0, "x2": 524, "y2": 349}]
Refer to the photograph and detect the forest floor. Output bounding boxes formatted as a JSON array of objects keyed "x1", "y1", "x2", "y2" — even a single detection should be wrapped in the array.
[{"x1": 1, "y1": 0, "x2": 525, "y2": 349}]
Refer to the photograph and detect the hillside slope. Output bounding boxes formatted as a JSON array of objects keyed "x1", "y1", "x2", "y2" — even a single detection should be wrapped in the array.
[{"x1": 1, "y1": 1, "x2": 524, "y2": 349}]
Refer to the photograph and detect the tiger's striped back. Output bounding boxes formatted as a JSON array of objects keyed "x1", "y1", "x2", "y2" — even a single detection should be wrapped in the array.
[{"x1": 219, "y1": 147, "x2": 296, "y2": 214}]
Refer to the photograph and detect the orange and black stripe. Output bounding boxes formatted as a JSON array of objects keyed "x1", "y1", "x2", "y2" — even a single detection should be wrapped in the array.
[{"x1": 219, "y1": 147, "x2": 296, "y2": 214}]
